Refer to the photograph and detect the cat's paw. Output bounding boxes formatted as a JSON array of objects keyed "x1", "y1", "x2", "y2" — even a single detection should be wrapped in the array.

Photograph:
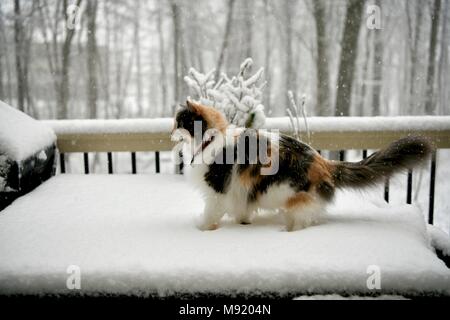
[
  {"x1": 197, "y1": 222, "x2": 219, "y2": 231},
  {"x1": 195, "y1": 216, "x2": 218, "y2": 231}
]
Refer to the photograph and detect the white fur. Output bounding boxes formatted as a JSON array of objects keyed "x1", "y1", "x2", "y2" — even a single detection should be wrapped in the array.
[{"x1": 183, "y1": 128, "x2": 325, "y2": 231}]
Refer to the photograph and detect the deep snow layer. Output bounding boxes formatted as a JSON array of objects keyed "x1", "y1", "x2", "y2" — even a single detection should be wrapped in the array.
[
  {"x1": 0, "y1": 174, "x2": 449, "y2": 296},
  {"x1": 0, "y1": 101, "x2": 56, "y2": 160}
]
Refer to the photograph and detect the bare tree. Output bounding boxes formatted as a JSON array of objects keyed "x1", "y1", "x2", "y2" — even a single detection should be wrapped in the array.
[
  {"x1": 99, "y1": 0, "x2": 111, "y2": 118},
  {"x1": 425, "y1": 0, "x2": 441, "y2": 115},
  {"x1": 263, "y1": 0, "x2": 272, "y2": 113},
  {"x1": 312, "y1": 0, "x2": 330, "y2": 116},
  {"x1": 370, "y1": 0, "x2": 383, "y2": 116},
  {"x1": 244, "y1": 0, "x2": 253, "y2": 60},
  {"x1": 13, "y1": 0, "x2": 25, "y2": 111},
  {"x1": 134, "y1": 0, "x2": 143, "y2": 117},
  {"x1": 334, "y1": 0, "x2": 365, "y2": 116},
  {"x1": 0, "y1": 49, "x2": 3, "y2": 101},
  {"x1": 86, "y1": 0, "x2": 98, "y2": 119},
  {"x1": 215, "y1": 0, "x2": 236, "y2": 81},
  {"x1": 0, "y1": 13, "x2": 13, "y2": 104},
  {"x1": 157, "y1": 1, "x2": 168, "y2": 115},
  {"x1": 438, "y1": 0, "x2": 448, "y2": 115},
  {"x1": 58, "y1": 0, "x2": 82, "y2": 119},
  {"x1": 36, "y1": 0, "x2": 63, "y2": 118},
  {"x1": 283, "y1": 0, "x2": 296, "y2": 109},
  {"x1": 170, "y1": 0, "x2": 185, "y2": 108},
  {"x1": 0, "y1": 3, "x2": 4, "y2": 101},
  {"x1": 406, "y1": 0, "x2": 424, "y2": 114}
]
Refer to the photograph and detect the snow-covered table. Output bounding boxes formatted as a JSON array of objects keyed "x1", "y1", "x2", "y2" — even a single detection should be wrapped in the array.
[{"x1": 0, "y1": 174, "x2": 449, "y2": 297}]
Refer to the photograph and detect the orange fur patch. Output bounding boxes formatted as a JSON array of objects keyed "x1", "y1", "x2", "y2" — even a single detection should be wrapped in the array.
[
  {"x1": 187, "y1": 101, "x2": 228, "y2": 133},
  {"x1": 239, "y1": 166, "x2": 261, "y2": 189},
  {"x1": 308, "y1": 154, "x2": 333, "y2": 185},
  {"x1": 285, "y1": 192, "x2": 313, "y2": 209}
]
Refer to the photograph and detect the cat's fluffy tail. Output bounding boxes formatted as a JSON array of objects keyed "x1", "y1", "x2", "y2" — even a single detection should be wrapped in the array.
[{"x1": 331, "y1": 136, "x2": 433, "y2": 189}]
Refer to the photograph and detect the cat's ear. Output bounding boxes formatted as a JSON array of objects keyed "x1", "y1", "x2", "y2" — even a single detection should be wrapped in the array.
[{"x1": 186, "y1": 99, "x2": 199, "y2": 113}]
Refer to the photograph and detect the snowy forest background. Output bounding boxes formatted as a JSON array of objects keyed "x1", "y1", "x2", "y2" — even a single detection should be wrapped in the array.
[{"x1": 0, "y1": 0, "x2": 449, "y2": 119}]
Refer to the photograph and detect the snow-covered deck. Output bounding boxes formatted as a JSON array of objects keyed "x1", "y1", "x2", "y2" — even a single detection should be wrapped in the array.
[{"x1": 0, "y1": 174, "x2": 449, "y2": 297}]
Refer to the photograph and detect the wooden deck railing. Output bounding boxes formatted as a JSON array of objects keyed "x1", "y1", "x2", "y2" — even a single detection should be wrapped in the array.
[{"x1": 42, "y1": 116, "x2": 450, "y2": 224}]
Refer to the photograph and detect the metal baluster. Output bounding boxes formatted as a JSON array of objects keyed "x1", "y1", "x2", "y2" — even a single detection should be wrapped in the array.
[
  {"x1": 84, "y1": 153, "x2": 89, "y2": 174},
  {"x1": 384, "y1": 178, "x2": 390, "y2": 203},
  {"x1": 60, "y1": 153, "x2": 66, "y2": 174},
  {"x1": 131, "y1": 152, "x2": 137, "y2": 174},
  {"x1": 428, "y1": 151, "x2": 437, "y2": 224},
  {"x1": 107, "y1": 152, "x2": 113, "y2": 174},
  {"x1": 155, "y1": 151, "x2": 160, "y2": 173},
  {"x1": 406, "y1": 169, "x2": 413, "y2": 204}
]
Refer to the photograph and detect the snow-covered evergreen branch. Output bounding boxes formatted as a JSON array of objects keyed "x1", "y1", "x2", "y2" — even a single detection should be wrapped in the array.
[{"x1": 184, "y1": 58, "x2": 266, "y2": 129}]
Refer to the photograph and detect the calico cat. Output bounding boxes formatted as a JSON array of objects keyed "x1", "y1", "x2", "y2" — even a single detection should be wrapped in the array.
[{"x1": 173, "y1": 101, "x2": 432, "y2": 231}]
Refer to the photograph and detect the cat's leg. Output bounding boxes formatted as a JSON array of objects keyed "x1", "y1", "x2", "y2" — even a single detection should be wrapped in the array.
[
  {"x1": 232, "y1": 201, "x2": 257, "y2": 225},
  {"x1": 282, "y1": 192, "x2": 325, "y2": 231},
  {"x1": 197, "y1": 197, "x2": 226, "y2": 231},
  {"x1": 282, "y1": 209, "x2": 296, "y2": 232},
  {"x1": 234, "y1": 207, "x2": 253, "y2": 225}
]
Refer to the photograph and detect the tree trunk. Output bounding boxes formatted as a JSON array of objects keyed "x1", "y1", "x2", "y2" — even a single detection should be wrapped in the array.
[
  {"x1": 86, "y1": 0, "x2": 98, "y2": 119},
  {"x1": 0, "y1": 2, "x2": 3, "y2": 101},
  {"x1": 244, "y1": 0, "x2": 253, "y2": 59},
  {"x1": 334, "y1": 0, "x2": 364, "y2": 116},
  {"x1": 438, "y1": 0, "x2": 448, "y2": 115},
  {"x1": 215, "y1": 0, "x2": 236, "y2": 81},
  {"x1": 23, "y1": 4, "x2": 37, "y2": 118},
  {"x1": 157, "y1": 1, "x2": 168, "y2": 115},
  {"x1": 101, "y1": 0, "x2": 111, "y2": 118},
  {"x1": 313, "y1": 0, "x2": 330, "y2": 116},
  {"x1": 263, "y1": 0, "x2": 271, "y2": 113},
  {"x1": 407, "y1": 1, "x2": 424, "y2": 115},
  {"x1": 14, "y1": 0, "x2": 25, "y2": 112},
  {"x1": 425, "y1": 0, "x2": 441, "y2": 115},
  {"x1": 170, "y1": 0, "x2": 181, "y2": 108},
  {"x1": 0, "y1": 50, "x2": 3, "y2": 100},
  {"x1": 113, "y1": 5, "x2": 122, "y2": 118},
  {"x1": 358, "y1": 30, "x2": 372, "y2": 116},
  {"x1": 371, "y1": 0, "x2": 383, "y2": 116},
  {"x1": 58, "y1": 0, "x2": 82, "y2": 119},
  {"x1": 283, "y1": 0, "x2": 296, "y2": 109},
  {"x1": 134, "y1": 0, "x2": 143, "y2": 117},
  {"x1": 0, "y1": 3, "x2": 13, "y2": 103}
]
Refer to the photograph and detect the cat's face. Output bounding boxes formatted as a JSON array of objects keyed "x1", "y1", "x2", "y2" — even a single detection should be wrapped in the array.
[{"x1": 173, "y1": 101, "x2": 228, "y2": 140}]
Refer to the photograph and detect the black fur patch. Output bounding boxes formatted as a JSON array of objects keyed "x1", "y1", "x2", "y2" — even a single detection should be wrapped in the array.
[
  {"x1": 316, "y1": 181, "x2": 335, "y2": 201},
  {"x1": 175, "y1": 108, "x2": 207, "y2": 138},
  {"x1": 245, "y1": 134, "x2": 315, "y2": 202},
  {"x1": 204, "y1": 145, "x2": 235, "y2": 194}
]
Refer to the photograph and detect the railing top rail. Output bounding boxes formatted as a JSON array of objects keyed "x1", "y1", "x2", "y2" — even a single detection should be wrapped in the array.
[
  {"x1": 42, "y1": 116, "x2": 450, "y2": 152},
  {"x1": 43, "y1": 116, "x2": 450, "y2": 135},
  {"x1": 265, "y1": 116, "x2": 450, "y2": 132},
  {"x1": 43, "y1": 118, "x2": 174, "y2": 135}
]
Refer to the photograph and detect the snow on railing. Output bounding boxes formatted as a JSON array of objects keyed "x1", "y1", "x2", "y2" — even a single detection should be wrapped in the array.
[
  {"x1": 43, "y1": 116, "x2": 450, "y2": 152},
  {"x1": 42, "y1": 116, "x2": 450, "y2": 225}
]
